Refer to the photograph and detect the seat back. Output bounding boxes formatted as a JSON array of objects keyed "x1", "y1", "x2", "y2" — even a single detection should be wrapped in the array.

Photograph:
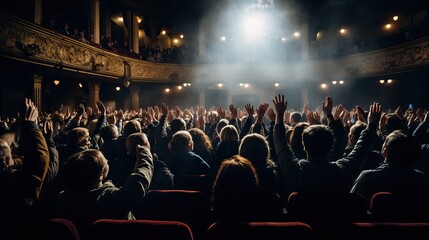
[
  {"x1": 287, "y1": 192, "x2": 368, "y2": 223},
  {"x1": 91, "y1": 219, "x2": 193, "y2": 240},
  {"x1": 331, "y1": 222, "x2": 429, "y2": 240},
  {"x1": 133, "y1": 190, "x2": 211, "y2": 240},
  {"x1": 370, "y1": 192, "x2": 429, "y2": 221},
  {"x1": 173, "y1": 174, "x2": 213, "y2": 194},
  {"x1": 0, "y1": 218, "x2": 80, "y2": 240},
  {"x1": 207, "y1": 221, "x2": 314, "y2": 240}
]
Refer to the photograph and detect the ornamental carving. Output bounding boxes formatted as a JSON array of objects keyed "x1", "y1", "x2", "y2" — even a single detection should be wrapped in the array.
[{"x1": 1, "y1": 10, "x2": 428, "y2": 83}]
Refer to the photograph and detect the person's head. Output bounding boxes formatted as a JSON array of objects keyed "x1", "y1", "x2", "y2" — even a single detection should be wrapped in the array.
[
  {"x1": 289, "y1": 122, "x2": 310, "y2": 159},
  {"x1": 170, "y1": 118, "x2": 186, "y2": 134},
  {"x1": 348, "y1": 121, "x2": 367, "y2": 146},
  {"x1": 168, "y1": 130, "x2": 193, "y2": 152},
  {"x1": 216, "y1": 119, "x2": 229, "y2": 136},
  {"x1": 126, "y1": 132, "x2": 150, "y2": 155},
  {"x1": 385, "y1": 113, "x2": 405, "y2": 134},
  {"x1": 213, "y1": 155, "x2": 259, "y2": 200},
  {"x1": 100, "y1": 124, "x2": 119, "y2": 142},
  {"x1": 188, "y1": 128, "x2": 212, "y2": 153},
  {"x1": 382, "y1": 130, "x2": 421, "y2": 165},
  {"x1": 219, "y1": 125, "x2": 239, "y2": 142},
  {"x1": 62, "y1": 149, "x2": 109, "y2": 193},
  {"x1": 239, "y1": 133, "x2": 270, "y2": 170},
  {"x1": 67, "y1": 127, "x2": 90, "y2": 148},
  {"x1": 123, "y1": 120, "x2": 141, "y2": 137},
  {"x1": 302, "y1": 124, "x2": 333, "y2": 160},
  {"x1": 0, "y1": 139, "x2": 13, "y2": 170},
  {"x1": 290, "y1": 112, "x2": 302, "y2": 125}
]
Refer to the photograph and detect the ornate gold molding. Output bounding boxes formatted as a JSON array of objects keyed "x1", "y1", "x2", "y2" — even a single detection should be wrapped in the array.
[{"x1": 1, "y1": 9, "x2": 428, "y2": 83}]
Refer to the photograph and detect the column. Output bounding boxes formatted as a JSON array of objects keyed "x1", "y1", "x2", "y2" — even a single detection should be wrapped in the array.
[
  {"x1": 130, "y1": 84, "x2": 140, "y2": 110},
  {"x1": 34, "y1": 0, "x2": 42, "y2": 25},
  {"x1": 132, "y1": 11, "x2": 140, "y2": 54},
  {"x1": 198, "y1": 19, "x2": 207, "y2": 61},
  {"x1": 88, "y1": 81, "x2": 100, "y2": 110},
  {"x1": 90, "y1": 0, "x2": 100, "y2": 44},
  {"x1": 149, "y1": 17, "x2": 157, "y2": 49},
  {"x1": 33, "y1": 74, "x2": 43, "y2": 111},
  {"x1": 103, "y1": 6, "x2": 111, "y2": 38},
  {"x1": 301, "y1": 88, "x2": 309, "y2": 108},
  {"x1": 199, "y1": 89, "x2": 205, "y2": 108},
  {"x1": 300, "y1": 15, "x2": 310, "y2": 61}
]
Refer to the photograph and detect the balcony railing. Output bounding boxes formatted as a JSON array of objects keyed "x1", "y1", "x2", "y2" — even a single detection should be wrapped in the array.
[{"x1": 1, "y1": 9, "x2": 428, "y2": 84}]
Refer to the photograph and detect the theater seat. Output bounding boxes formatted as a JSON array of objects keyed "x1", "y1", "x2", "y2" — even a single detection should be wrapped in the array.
[
  {"x1": 206, "y1": 221, "x2": 314, "y2": 240},
  {"x1": 91, "y1": 219, "x2": 193, "y2": 240},
  {"x1": 0, "y1": 218, "x2": 80, "y2": 240}
]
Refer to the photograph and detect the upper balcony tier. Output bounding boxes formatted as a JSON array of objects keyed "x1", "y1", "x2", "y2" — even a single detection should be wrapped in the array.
[{"x1": 1, "y1": 9, "x2": 428, "y2": 85}]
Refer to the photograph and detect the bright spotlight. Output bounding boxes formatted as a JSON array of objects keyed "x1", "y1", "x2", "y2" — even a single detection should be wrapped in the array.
[
  {"x1": 243, "y1": 12, "x2": 265, "y2": 39},
  {"x1": 161, "y1": 30, "x2": 166, "y2": 35},
  {"x1": 173, "y1": 39, "x2": 179, "y2": 43},
  {"x1": 78, "y1": 82, "x2": 83, "y2": 88},
  {"x1": 244, "y1": 84, "x2": 249, "y2": 88},
  {"x1": 321, "y1": 83, "x2": 328, "y2": 89},
  {"x1": 385, "y1": 24, "x2": 392, "y2": 29},
  {"x1": 165, "y1": 88, "x2": 170, "y2": 93},
  {"x1": 387, "y1": 79, "x2": 393, "y2": 83},
  {"x1": 340, "y1": 28, "x2": 346, "y2": 34},
  {"x1": 332, "y1": 81, "x2": 337, "y2": 85},
  {"x1": 293, "y1": 32, "x2": 301, "y2": 38},
  {"x1": 178, "y1": 86, "x2": 183, "y2": 90},
  {"x1": 183, "y1": 83, "x2": 188, "y2": 87},
  {"x1": 220, "y1": 36, "x2": 226, "y2": 42},
  {"x1": 180, "y1": 34, "x2": 184, "y2": 39},
  {"x1": 218, "y1": 83, "x2": 223, "y2": 87},
  {"x1": 379, "y1": 80, "x2": 385, "y2": 84},
  {"x1": 281, "y1": 37, "x2": 287, "y2": 42},
  {"x1": 274, "y1": 83, "x2": 279, "y2": 87},
  {"x1": 393, "y1": 16, "x2": 399, "y2": 21},
  {"x1": 115, "y1": 86, "x2": 121, "y2": 91},
  {"x1": 239, "y1": 83, "x2": 244, "y2": 86},
  {"x1": 53, "y1": 79, "x2": 60, "y2": 85},
  {"x1": 339, "y1": 80, "x2": 344, "y2": 85},
  {"x1": 118, "y1": 17, "x2": 123, "y2": 22}
]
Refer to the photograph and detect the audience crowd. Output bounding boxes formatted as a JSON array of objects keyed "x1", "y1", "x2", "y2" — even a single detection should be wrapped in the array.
[{"x1": 1, "y1": 91, "x2": 429, "y2": 239}]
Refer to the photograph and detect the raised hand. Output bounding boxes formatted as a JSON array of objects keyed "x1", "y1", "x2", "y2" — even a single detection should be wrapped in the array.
[
  {"x1": 322, "y1": 96, "x2": 333, "y2": 116},
  {"x1": 96, "y1": 100, "x2": 106, "y2": 115},
  {"x1": 333, "y1": 104, "x2": 344, "y2": 120},
  {"x1": 256, "y1": 103, "x2": 269, "y2": 123},
  {"x1": 306, "y1": 111, "x2": 321, "y2": 125},
  {"x1": 356, "y1": 106, "x2": 366, "y2": 123},
  {"x1": 267, "y1": 108, "x2": 276, "y2": 122},
  {"x1": 244, "y1": 104, "x2": 254, "y2": 117},
  {"x1": 272, "y1": 94, "x2": 287, "y2": 124},
  {"x1": 43, "y1": 120, "x2": 53, "y2": 139},
  {"x1": 161, "y1": 103, "x2": 168, "y2": 116},
  {"x1": 217, "y1": 106, "x2": 226, "y2": 119},
  {"x1": 229, "y1": 104, "x2": 238, "y2": 119},
  {"x1": 367, "y1": 102, "x2": 382, "y2": 125},
  {"x1": 25, "y1": 98, "x2": 38, "y2": 122}
]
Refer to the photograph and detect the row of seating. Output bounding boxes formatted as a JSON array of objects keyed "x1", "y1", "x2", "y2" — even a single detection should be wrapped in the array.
[{"x1": 3, "y1": 218, "x2": 429, "y2": 240}]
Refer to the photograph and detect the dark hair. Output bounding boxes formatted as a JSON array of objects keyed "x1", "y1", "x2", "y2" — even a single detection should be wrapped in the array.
[
  {"x1": 63, "y1": 149, "x2": 108, "y2": 193},
  {"x1": 290, "y1": 111, "x2": 302, "y2": 124},
  {"x1": 384, "y1": 130, "x2": 420, "y2": 165},
  {"x1": 170, "y1": 118, "x2": 186, "y2": 134},
  {"x1": 302, "y1": 124, "x2": 333, "y2": 160},
  {"x1": 239, "y1": 133, "x2": 270, "y2": 170},
  {"x1": 385, "y1": 113, "x2": 405, "y2": 134},
  {"x1": 123, "y1": 120, "x2": 141, "y2": 137},
  {"x1": 100, "y1": 124, "x2": 119, "y2": 142},
  {"x1": 289, "y1": 122, "x2": 310, "y2": 159}
]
